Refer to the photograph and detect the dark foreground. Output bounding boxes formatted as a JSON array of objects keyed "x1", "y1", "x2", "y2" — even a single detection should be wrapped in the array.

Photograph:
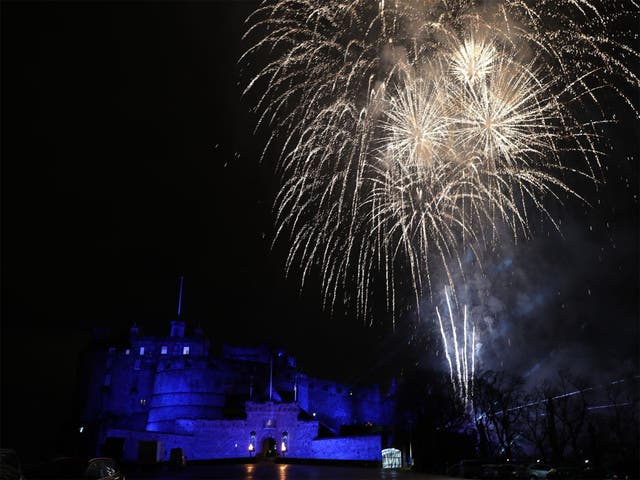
[{"x1": 126, "y1": 463, "x2": 456, "y2": 480}]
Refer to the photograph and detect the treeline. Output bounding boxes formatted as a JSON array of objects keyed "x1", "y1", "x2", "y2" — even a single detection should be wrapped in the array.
[{"x1": 394, "y1": 369, "x2": 639, "y2": 476}]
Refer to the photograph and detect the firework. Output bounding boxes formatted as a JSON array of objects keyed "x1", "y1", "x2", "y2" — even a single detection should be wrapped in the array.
[
  {"x1": 243, "y1": 0, "x2": 639, "y2": 318},
  {"x1": 436, "y1": 288, "x2": 476, "y2": 406}
]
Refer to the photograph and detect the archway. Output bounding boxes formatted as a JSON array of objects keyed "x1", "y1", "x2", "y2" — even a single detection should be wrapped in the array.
[{"x1": 261, "y1": 437, "x2": 276, "y2": 457}]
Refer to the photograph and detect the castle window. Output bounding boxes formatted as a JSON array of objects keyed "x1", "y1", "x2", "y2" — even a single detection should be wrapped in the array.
[
  {"x1": 108, "y1": 347, "x2": 116, "y2": 353},
  {"x1": 140, "y1": 398, "x2": 147, "y2": 407},
  {"x1": 161, "y1": 346, "x2": 168, "y2": 355},
  {"x1": 125, "y1": 349, "x2": 130, "y2": 355},
  {"x1": 134, "y1": 359, "x2": 141, "y2": 370},
  {"x1": 139, "y1": 347, "x2": 145, "y2": 356},
  {"x1": 183, "y1": 346, "x2": 190, "y2": 355},
  {"x1": 104, "y1": 374, "x2": 111, "y2": 386}
]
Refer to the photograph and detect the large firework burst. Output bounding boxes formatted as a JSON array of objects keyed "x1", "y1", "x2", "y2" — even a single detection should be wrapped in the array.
[{"x1": 242, "y1": 0, "x2": 639, "y2": 320}]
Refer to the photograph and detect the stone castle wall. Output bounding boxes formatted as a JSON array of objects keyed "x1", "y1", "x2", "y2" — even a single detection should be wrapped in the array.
[
  {"x1": 311, "y1": 436, "x2": 382, "y2": 461},
  {"x1": 108, "y1": 426, "x2": 381, "y2": 462},
  {"x1": 87, "y1": 329, "x2": 393, "y2": 462},
  {"x1": 147, "y1": 363, "x2": 226, "y2": 431}
]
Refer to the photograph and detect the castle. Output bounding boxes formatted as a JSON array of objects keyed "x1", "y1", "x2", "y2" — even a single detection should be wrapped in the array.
[{"x1": 80, "y1": 307, "x2": 395, "y2": 462}]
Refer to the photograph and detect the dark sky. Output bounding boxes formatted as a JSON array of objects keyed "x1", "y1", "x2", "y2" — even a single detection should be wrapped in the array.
[
  {"x1": 1, "y1": 2, "x2": 396, "y2": 455},
  {"x1": 1, "y1": 1, "x2": 638, "y2": 457}
]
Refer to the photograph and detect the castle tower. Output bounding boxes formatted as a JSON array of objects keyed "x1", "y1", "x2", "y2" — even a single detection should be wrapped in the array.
[
  {"x1": 129, "y1": 322, "x2": 140, "y2": 339},
  {"x1": 170, "y1": 320, "x2": 185, "y2": 337}
]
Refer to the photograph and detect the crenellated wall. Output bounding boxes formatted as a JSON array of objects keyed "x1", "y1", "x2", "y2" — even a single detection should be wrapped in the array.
[
  {"x1": 108, "y1": 419, "x2": 382, "y2": 461},
  {"x1": 305, "y1": 380, "x2": 355, "y2": 432},
  {"x1": 354, "y1": 385, "x2": 388, "y2": 425}
]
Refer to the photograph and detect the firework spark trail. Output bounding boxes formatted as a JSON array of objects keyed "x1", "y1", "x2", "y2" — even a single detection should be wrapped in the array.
[
  {"x1": 436, "y1": 288, "x2": 477, "y2": 406},
  {"x1": 243, "y1": 0, "x2": 640, "y2": 319},
  {"x1": 436, "y1": 306, "x2": 456, "y2": 398}
]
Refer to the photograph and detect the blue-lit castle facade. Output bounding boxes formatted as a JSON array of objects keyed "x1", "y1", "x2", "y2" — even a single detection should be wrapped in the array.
[{"x1": 80, "y1": 317, "x2": 395, "y2": 462}]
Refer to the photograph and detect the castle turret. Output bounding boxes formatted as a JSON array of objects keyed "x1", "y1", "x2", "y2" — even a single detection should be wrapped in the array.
[
  {"x1": 170, "y1": 319, "x2": 185, "y2": 337},
  {"x1": 130, "y1": 322, "x2": 140, "y2": 339}
]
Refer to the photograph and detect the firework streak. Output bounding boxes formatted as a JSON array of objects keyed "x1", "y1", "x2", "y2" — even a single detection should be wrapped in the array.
[
  {"x1": 242, "y1": 0, "x2": 639, "y2": 321},
  {"x1": 436, "y1": 289, "x2": 476, "y2": 406}
]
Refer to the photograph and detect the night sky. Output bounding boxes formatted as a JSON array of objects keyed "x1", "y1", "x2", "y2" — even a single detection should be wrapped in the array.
[{"x1": 2, "y1": 1, "x2": 638, "y2": 458}]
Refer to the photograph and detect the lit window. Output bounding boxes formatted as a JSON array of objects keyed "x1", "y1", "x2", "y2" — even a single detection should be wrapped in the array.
[
  {"x1": 140, "y1": 398, "x2": 147, "y2": 406},
  {"x1": 161, "y1": 346, "x2": 168, "y2": 355},
  {"x1": 139, "y1": 347, "x2": 145, "y2": 356},
  {"x1": 125, "y1": 349, "x2": 130, "y2": 355},
  {"x1": 183, "y1": 346, "x2": 190, "y2": 355}
]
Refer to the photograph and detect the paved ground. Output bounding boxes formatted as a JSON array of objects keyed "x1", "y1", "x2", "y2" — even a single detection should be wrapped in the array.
[{"x1": 127, "y1": 463, "x2": 457, "y2": 480}]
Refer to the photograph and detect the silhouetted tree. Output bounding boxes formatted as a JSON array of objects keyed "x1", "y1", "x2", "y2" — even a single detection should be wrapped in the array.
[
  {"x1": 474, "y1": 370, "x2": 524, "y2": 459},
  {"x1": 545, "y1": 393, "x2": 562, "y2": 464},
  {"x1": 602, "y1": 375, "x2": 640, "y2": 475},
  {"x1": 519, "y1": 385, "x2": 551, "y2": 459},
  {"x1": 553, "y1": 370, "x2": 589, "y2": 461}
]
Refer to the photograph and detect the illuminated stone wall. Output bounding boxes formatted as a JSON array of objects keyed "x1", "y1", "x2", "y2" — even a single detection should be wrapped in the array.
[
  {"x1": 305, "y1": 380, "x2": 355, "y2": 432},
  {"x1": 311, "y1": 436, "x2": 382, "y2": 461},
  {"x1": 108, "y1": 423, "x2": 382, "y2": 462},
  {"x1": 146, "y1": 360, "x2": 226, "y2": 432},
  {"x1": 86, "y1": 322, "x2": 393, "y2": 461}
]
